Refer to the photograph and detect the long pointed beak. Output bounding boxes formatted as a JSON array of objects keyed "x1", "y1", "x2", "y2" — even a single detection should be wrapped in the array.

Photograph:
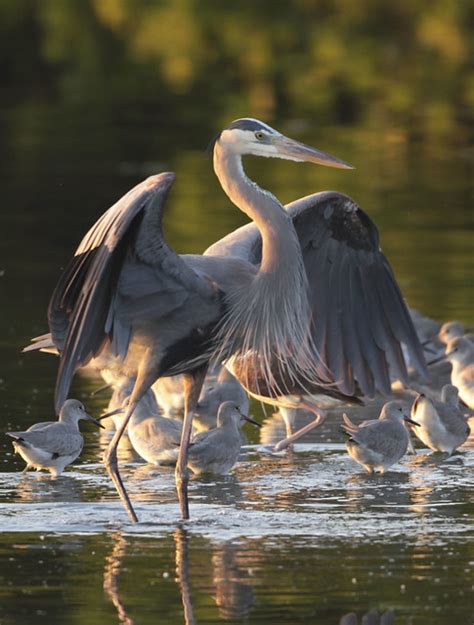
[
  {"x1": 97, "y1": 407, "x2": 124, "y2": 422},
  {"x1": 90, "y1": 383, "x2": 112, "y2": 397},
  {"x1": 236, "y1": 406, "x2": 261, "y2": 428},
  {"x1": 404, "y1": 416, "x2": 420, "y2": 427},
  {"x1": 427, "y1": 353, "x2": 447, "y2": 366},
  {"x1": 244, "y1": 415, "x2": 261, "y2": 428},
  {"x1": 85, "y1": 413, "x2": 107, "y2": 429},
  {"x1": 274, "y1": 135, "x2": 354, "y2": 169}
]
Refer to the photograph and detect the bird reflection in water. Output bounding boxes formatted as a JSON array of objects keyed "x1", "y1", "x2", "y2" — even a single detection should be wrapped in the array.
[
  {"x1": 174, "y1": 529, "x2": 255, "y2": 623},
  {"x1": 13, "y1": 473, "x2": 83, "y2": 504},
  {"x1": 174, "y1": 528, "x2": 195, "y2": 625},
  {"x1": 103, "y1": 532, "x2": 134, "y2": 625},
  {"x1": 211, "y1": 541, "x2": 255, "y2": 620},
  {"x1": 103, "y1": 529, "x2": 255, "y2": 625},
  {"x1": 339, "y1": 609, "x2": 396, "y2": 624}
]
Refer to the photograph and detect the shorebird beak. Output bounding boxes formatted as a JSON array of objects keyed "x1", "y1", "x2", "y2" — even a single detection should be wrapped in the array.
[
  {"x1": 90, "y1": 383, "x2": 112, "y2": 397},
  {"x1": 426, "y1": 353, "x2": 447, "y2": 366},
  {"x1": 85, "y1": 413, "x2": 106, "y2": 429},
  {"x1": 96, "y1": 407, "x2": 124, "y2": 427},
  {"x1": 244, "y1": 415, "x2": 261, "y2": 428},
  {"x1": 404, "y1": 416, "x2": 420, "y2": 427},
  {"x1": 273, "y1": 134, "x2": 354, "y2": 169},
  {"x1": 237, "y1": 408, "x2": 261, "y2": 428}
]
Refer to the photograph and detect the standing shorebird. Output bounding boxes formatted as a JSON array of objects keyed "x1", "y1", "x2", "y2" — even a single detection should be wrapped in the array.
[
  {"x1": 188, "y1": 401, "x2": 260, "y2": 475},
  {"x1": 431, "y1": 337, "x2": 474, "y2": 409},
  {"x1": 120, "y1": 390, "x2": 185, "y2": 466},
  {"x1": 438, "y1": 321, "x2": 473, "y2": 346},
  {"x1": 341, "y1": 401, "x2": 419, "y2": 474},
  {"x1": 6, "y1": 399, "x2": 111, "y2": 476},
  {"x1": 411, "y1": 385, "x2": 470, "y2": 454}
]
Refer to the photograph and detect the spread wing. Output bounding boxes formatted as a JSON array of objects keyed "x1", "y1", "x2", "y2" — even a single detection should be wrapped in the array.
[
  {"x1": 49, "y1": 172, "x2": 220, "y2": 412},
  {"x1": 205, "y1": 191, "x2": 428, "y2": 398}
]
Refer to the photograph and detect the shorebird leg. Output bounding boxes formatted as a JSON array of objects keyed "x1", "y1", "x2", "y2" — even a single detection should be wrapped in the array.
[{"x1": 176, "y1": 365, "x2": 208, "y2": 520}]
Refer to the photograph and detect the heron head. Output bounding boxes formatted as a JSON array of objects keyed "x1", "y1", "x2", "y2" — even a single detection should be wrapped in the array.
[{"x1": 214, "y1": 118, "x2": 353, "y2": 169}]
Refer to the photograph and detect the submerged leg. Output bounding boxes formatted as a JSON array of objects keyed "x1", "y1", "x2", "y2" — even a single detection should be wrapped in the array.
[{"x1": 175, "y1": 366, "x2": 208, "y2": 520}]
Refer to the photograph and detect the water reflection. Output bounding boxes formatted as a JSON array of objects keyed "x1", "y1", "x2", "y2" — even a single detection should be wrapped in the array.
[
  {"x1": 103, "y1": 529, "x2": 256, "y2": 625},
  {"x1": 211, "y1": 541, "x2": 255, "y2": 620},
  {"x1": 103, "y1": 532, "x2": 135, "y2": 625},
  {"x1": 11, "y1": 473, "x2": 83, "y2": 504},
  {"x1": 174, "y1": 529, "x2": 195, "y2": 625},
  {"x1": 339, "y1": 610, "x2": 396, "y2": 624}
]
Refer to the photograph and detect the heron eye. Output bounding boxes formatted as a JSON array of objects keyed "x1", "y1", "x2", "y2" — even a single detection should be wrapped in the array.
[{"x1": 255, "y1": 131, "x2": 265, "y2": 140}]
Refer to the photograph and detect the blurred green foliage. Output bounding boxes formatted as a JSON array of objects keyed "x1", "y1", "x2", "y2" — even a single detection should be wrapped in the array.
[{"x1": 0, "y1": 0, "x2": 472, "y2": 143}]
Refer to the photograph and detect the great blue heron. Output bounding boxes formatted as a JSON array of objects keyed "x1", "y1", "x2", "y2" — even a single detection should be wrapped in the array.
[{"x1": 31, "y1": 118, "x2": 427, "y2": 521}]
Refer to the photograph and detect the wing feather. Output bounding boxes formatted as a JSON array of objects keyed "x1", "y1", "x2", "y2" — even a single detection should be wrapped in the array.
[{"x1": 48, "y1": 172, "x2": 210, "y2": 411}]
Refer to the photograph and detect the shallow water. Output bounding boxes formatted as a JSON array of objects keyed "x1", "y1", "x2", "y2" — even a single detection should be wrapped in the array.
[{"x1": 1, "y1": 415, "x2": 473, "y2": 625}]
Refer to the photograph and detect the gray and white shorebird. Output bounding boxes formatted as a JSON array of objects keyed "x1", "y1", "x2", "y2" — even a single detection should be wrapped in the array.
[
  {"x1": 341, "y1": 401, "x2": 419, "y2": 474},
  {"x1": 193, "y1": 367, "x2": 249, "y2": 432},
  {"x1": 432, "y1": 337, "x2": 474, "y2": 409},
  {"x1": 105, "y1": 389, "x2": 185, "y2": 465},
  {"x1": 5, "y1": 399, "x2": 112, "y2": 476},
  {"x1": 152, "y1": 366, "x2": 249, "y2": 431},
  {"x1": 438, "y1": 321, "x2": 473, "y2": 345},
  {"x1": 187, "y1": 401, "x2": 260, "y2": 475},
  {"x1": 410, "y1": 385, "x2": 470, "y2": 454}
]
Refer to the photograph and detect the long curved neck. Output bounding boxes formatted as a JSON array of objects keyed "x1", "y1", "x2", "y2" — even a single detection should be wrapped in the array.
[
  {"x1": 213, "y1": 145, "x2": 299, "y2": 273},
  {"x1": 212, "y1": 143, "x2": 324, "y2": 397}
]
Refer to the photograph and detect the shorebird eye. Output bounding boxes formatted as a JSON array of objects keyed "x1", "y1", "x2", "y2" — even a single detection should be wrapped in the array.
[{"x1": 255, "y1": 131, "x2": 265, "y2": 140}]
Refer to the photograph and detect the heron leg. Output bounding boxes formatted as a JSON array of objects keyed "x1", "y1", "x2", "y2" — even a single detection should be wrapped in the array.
[
  {"x1": 105, "y1": 400, "x2": 139, "y2": 523},
  {"x1": 175, "y1": 366, "x2": 208, "y2": 521},
  {"x1": 273, "y1": 406, "x2": 327, "y2": 452}
]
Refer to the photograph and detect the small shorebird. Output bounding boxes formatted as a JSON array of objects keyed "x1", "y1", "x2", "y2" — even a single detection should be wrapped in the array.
[
  {"x1": 188, "y1": 401, "x2": 260, "y2": 475},
  {"x1": 6, "y1": 399, "x2": 112, "y2": 476},
  {"x1": 341, "y1": 401, "x2": 419, "y2": 474},
  {"x1": 411, "y1": 385, "x2": 470, "y2": 454}
]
